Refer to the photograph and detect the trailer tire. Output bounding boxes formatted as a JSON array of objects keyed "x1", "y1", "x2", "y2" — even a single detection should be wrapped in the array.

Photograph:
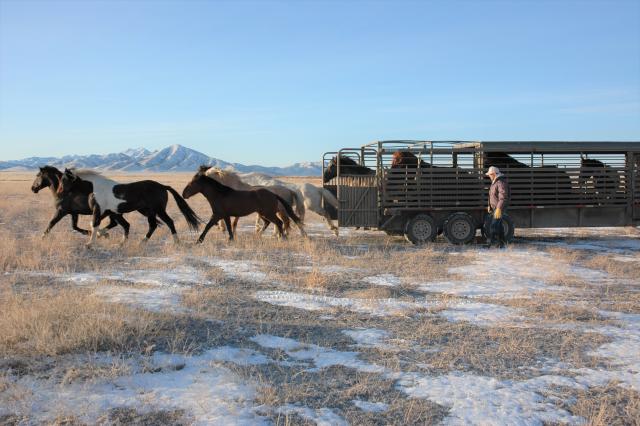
[
  {"x1": 443, "y1": 212, "x2": 476, "y2": 245},
  {"x1": 482, "y1": 213, "x2": 515, "y2": 243},
  {"x1": 404, "y1": 214, "x2": 437, "y2": 245}
]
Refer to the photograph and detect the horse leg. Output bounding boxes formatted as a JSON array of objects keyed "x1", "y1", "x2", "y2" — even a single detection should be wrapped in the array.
[
  {"x1": 143, "y1": 215, "x2": 158, "y2": 242},
  {"x1": 232, "y1": 217, "x2": 239, "y2": 234},
  {"x1": 70, "y1": 213, "x2": 90, "y2": 236},
  {"x1": 198, "y1": 214, "x2": 221, "y2": 243},
  {"x1": 112, "y1": 214, "x2": 130, "y2": 244},
  {"x1": 96, "y1": 214, "x2": 119, "y2": 238},
  {"x1": 255, "y1": 215, "x2": 264, "y2": 234},
  {"x1": 87, "y1": 200, "x2": 101, "y2": 248},
  {"x1": 264, "y1": 212, "x2": 285, "y2": 239},
  {"x1": 157, "y1": 210, "x2": 178, "y2": 244},
  {"x1": 257, "y1": 216, "x2": 270, "y2": 236},
  {"x1": 223, "y1": 216, "x2": 234, "y2": 241},
  {"x1": 42, "y1": 209, "x2": 66, "y2": 238},
  {"x1": 321, "y1": 210, "x2": 339, "y2": 236}
]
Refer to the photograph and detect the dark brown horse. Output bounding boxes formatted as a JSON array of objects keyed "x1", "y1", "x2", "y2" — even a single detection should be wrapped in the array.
[
  {"x1": 182, "y1": 167, "x2": 306, "y2": 242},
  {"x1": 32, "y1": 166, "x2": 127, "y2": 238},
  {"x1": 323, "y1": 156, "x2": 375, "y2": 183},
  {"x1": 391, "y1": 151, "x2": 430, "y2": 168}
]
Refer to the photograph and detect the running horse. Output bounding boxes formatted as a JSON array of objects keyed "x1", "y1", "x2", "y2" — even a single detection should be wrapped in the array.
[
  {"x1": 31, "y1": 165, "x2": 127, "y2": 238},
  {"x1": 182, "y1": 167, "x2": 306, "y2": 242},
  {"x1": 59, "y1": 169, "x2": 201, "y2": 247}
]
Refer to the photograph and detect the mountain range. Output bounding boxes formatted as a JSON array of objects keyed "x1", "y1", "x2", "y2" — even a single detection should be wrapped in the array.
[{"x1": 0, "y1": 144, "x2": 323, "y2": 176}]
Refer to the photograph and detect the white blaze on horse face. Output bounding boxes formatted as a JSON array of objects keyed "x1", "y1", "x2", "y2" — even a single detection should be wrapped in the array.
[{"x1": 74, "y1": 170, "x2": 122, "y2": 214}]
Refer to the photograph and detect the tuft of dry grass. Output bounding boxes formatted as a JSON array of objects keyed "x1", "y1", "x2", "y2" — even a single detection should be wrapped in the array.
[
  {"x1": 0, "y1": 288, "x2": 161, "y2": 357},
  {"x1": 567, "y1": 383, "x2": 640, "y2": 426}
]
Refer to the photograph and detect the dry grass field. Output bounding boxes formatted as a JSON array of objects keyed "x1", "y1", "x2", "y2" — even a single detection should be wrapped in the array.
[{"x1": 1, "y1": 171, "x2": 639, "y2": 425}]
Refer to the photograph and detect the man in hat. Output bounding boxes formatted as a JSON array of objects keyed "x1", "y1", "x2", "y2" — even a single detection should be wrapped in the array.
[{"x1": 486, "y1": 166, "x2": 510, "y2": 248}]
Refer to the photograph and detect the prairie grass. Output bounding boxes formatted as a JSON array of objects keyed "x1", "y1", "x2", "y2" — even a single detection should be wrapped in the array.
[{"x1": 1, "y1": 171, "x2": 639, "y2": 424}]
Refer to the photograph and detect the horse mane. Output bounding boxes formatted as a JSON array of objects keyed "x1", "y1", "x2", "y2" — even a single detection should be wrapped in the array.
[
  {"x1": 199, "y1": 173, "x2": 235, "y2": 193},
  {"x1": 40, "y1": 165, "x2": 62, "y2": 176},
  {"x1": 70, "y1": 168, "x2": 107, "y2": 178},
  {"x1": 198, "y1": 165, "x2": 213, "y2": 174}
]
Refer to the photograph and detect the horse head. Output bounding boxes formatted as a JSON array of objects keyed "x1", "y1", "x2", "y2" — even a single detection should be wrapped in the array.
[{"x1": 31, "y1": 166, "x2": 50, "y2": 193}]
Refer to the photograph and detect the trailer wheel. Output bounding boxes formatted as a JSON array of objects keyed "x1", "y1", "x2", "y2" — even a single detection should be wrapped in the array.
[
  {"x1": 482, "y1": 213, "x2": 515, "y2": 243},
  {"x1": 443, "y1": 212, "x2": 476, "y2": 245},
  {"x1": 404, "y1": 214, "x2": 437, "y2": 244}
]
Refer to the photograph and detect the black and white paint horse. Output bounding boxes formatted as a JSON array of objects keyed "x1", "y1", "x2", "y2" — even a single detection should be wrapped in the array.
[
  {"x1": 31, "y1": 165, "x2": 127, "y2": 238},
  {"x1": 59, "y1": 169, "x2": 200, "y2": 247}
]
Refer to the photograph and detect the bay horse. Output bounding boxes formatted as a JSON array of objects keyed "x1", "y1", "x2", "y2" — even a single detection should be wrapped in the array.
[
  {"x1": 323, "y1": 156, "x2": 375, "y2": 183},
  {"x1": 391, "y1": 151, "x2": 430, "y2": 168},
  {"x1": 59, "y1": 169, "x2": 200, "y2": 247},
  {"x1": 182, "y1": 167, "x2": 306, "y2": 242},
  {"x1": 31, "y1": 166, "x2": 127, "y2": 238},
  {"x1": 236, "y1": 172, "x2": 338, "y2": 235},
  {"x1": 203, "y1": 167, "x2": 305, "y2": 235}
]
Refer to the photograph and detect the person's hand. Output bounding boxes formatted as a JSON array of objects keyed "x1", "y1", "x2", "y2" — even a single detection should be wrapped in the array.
[
  {"x1": 487, "y1": 206, "x2": 491, "y2": 213},
  {"x1": 494, "y1": 208, "x2": 502, "y2": 219}
]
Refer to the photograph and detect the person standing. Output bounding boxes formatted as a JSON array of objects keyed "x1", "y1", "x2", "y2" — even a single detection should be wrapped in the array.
[{"x1": 486, "y1": 166, "x2": 510, "y2": 248}]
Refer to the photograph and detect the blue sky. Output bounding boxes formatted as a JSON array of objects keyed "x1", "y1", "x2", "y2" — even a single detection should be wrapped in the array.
[{"x1": 1, "y1": 0, "x2": 639, "y2": 166}]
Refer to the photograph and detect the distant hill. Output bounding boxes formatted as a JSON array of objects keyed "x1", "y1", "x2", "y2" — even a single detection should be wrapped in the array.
[{"x1": 0, "y1": 144, "x2": 323, "y2": 176}]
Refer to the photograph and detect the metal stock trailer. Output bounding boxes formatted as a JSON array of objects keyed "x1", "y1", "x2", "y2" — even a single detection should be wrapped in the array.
[{"x1": 322, "y1": 141, "x2": 640, "y2": 245}]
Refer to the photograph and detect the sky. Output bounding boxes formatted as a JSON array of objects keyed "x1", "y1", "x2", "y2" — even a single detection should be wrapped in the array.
[{"x1": 0, "y1": 0, "x2": 639, "y2": 166}]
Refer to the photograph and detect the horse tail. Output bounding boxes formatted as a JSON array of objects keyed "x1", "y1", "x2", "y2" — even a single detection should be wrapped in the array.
[
  {"x1": 164, "y1": 186, "x2": 201, "y2": 231},
  {"x1": 291, "y1": 189, "x2": 306, "y2": 222},
  {"x1": 274, "y1": 194, "x2": 306, "y2": 237},
  {"x1": 320, "y1": 188, "x2": 338, "y2": 208}
]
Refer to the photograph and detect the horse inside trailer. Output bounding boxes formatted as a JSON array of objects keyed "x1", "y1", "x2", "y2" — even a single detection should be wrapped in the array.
[{"x1": 322, "y1": 141, "x2": 640, "y2": 245}]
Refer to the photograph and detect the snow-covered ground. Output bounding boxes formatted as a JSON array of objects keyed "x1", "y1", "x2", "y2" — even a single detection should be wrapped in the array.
[{"x1": 2, "y1": 223, "x2": 639, "y2": 425}]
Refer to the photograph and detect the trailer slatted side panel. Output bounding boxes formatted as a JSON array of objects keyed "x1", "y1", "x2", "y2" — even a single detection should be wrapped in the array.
[
  {"x1": 382, "y1": 168, "x2": 484, "y2": 209},
  {"x1": 337, "y1": 175, "x2": 377, "y2": 227}
]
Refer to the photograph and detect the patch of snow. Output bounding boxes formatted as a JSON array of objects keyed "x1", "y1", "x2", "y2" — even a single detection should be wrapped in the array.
[
  {"x1": 202, "y1": 257, "x2": 269, "y2": 283},
  {"x1": 611, "y1": 255, "x2": 639, "y2": 263},
  {"x1": 254, "y1": 290, "x2": 436, "y2": 317},
  {"x1": 206, "y1": 346, "x2": 273, "y2": 366},
  {"x1": 533, "y1": 237, "x2": 640, "y2": 254},
  {"x1": 439, "y1": 302, "x2": 523, "y2": 327},
  {"x1": 276, "y1": 404, "x2": 347, "y2": 426},
  {"x1": 362, "y1": 274, "x2": 401, "y2": 287},
  {"x1": 573, "y1": 310, "x2": 640, "y2": 391},
  {"x1": 352, "y1": 399, "x2": 389, "y2": 413},
  {"x1": 21, "y1": 265, "x2": 209, "y2": 287},
  {"x1": 0, "y1": 350, "x2": 269, "y2": 425},
  {"x1": 420, "y1": 249, "x2": 604, "y2": 299},
  {"x1": 95, "y1": 285, "x2": 186, "y2": 313},
  {"x1": 342, "y1": 328, "x2": 390, "y2": 347},
  {"x1": 250, "y1": 335, "x2": 387, "y2": 374},
  {"x1": 397, "y1": 371, "x2": 584, "y2": 425}
]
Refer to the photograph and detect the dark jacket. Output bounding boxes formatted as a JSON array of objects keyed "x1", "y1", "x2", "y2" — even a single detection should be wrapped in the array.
[{"x1": 489, "y1": 175, "x2": 510, "y2": 210}]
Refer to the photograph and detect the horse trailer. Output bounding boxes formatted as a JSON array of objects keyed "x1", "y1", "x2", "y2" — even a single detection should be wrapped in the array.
[{"x1": 322, "y1": 141, "x2": 640, "y2": 244}]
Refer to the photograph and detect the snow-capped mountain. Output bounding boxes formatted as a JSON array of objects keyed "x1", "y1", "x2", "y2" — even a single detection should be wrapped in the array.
[{"x1": 0, "y1": 144, "x2": 323, "y2": 176}]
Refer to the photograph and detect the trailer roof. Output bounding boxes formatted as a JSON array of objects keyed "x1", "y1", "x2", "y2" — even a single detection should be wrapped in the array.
[
  {"x1": 453, "y1": 141, "x2": 640, "y2": 152},
  {"x1": 365, "y1": 140, "x2": 640, "y2": 153}
]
